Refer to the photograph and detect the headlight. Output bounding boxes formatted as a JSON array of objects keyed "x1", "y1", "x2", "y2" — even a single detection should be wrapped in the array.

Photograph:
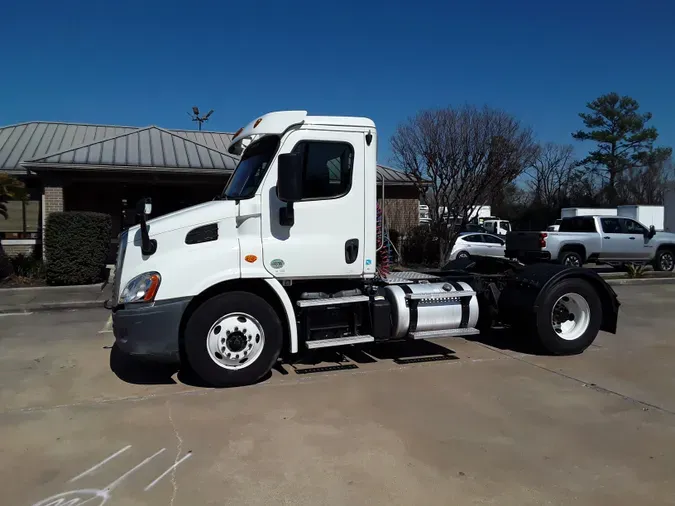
[{"x1": 119, "y1": 272, "x2": 161, "y2": 304}]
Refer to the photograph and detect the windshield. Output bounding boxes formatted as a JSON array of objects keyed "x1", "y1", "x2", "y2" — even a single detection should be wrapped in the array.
[{"x1": 221, "y1": 135, "x2": 280, "y2": 200}]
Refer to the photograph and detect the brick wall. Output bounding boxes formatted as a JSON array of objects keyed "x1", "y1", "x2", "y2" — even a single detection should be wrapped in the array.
[
  {"x1": 42, "y1": 183, "x2": 64, "y2": 259},
  {"x1": 377, "y1": 185, "x2": 420, "y2": 235},
  {"x1": 379, "y1": 198, "x2": 419, "y2": 235}
]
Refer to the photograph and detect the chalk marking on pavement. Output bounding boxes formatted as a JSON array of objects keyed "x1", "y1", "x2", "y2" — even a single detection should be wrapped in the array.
[
  {"x1": 69, "y1": 445, "x2": 132, "y2": 482},
  {"x1": 0, "y1": 312, "x2": 34, "y2": 317},
  {"x1": 32, "y1": 488, "x2": 109, "y2": 506},
  {"x1": 104, "y1": 448, "x2": 166, "y2": 491},
  {"x1": 144, "y1": 452, "x2": 193, "y2": 491}
]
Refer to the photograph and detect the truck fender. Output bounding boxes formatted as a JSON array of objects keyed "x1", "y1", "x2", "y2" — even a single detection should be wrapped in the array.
[
  {"x1": 500, "y1": 263, "x2": 620, "y2": 334},
  {"x1": 264, "y1": 278, "x2": 299, "y2": 354}
]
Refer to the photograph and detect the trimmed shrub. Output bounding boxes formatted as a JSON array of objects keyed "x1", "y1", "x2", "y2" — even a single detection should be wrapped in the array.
[
  {"x1": 402, "y1": 225, "x2": 440, "y2": 266},
  {"x1": 45, "y1": 212, "x2": 112, "y2": 285}
]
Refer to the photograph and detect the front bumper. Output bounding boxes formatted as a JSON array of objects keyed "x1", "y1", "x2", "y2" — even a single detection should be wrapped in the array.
[{"x1": 112, "y1": 297, "x2": 191, "y2": 363}]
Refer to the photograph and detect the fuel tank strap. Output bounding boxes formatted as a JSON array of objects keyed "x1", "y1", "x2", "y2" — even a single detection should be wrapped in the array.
[
  {"x1": 448, "y1": 281, "x2": 470, "y2": 328},
  {"x1": 399, "y1": 284, "x2": 418, "y2": 332}
]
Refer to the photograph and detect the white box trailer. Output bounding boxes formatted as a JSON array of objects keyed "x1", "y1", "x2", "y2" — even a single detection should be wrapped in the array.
[
  {"x1": 618, "y1": 205, "x2": 665, "y2": 231},
  {"x1": 666, "y1": 185, "x2": 675, "y2": 232},
  {"x1": 561, "y1": 208, "x2": 617, "y2": 218}
]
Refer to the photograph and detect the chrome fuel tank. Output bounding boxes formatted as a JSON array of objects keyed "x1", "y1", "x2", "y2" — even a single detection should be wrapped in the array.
[{"x1": 383, "y1": 281, "x2": 479, "y2": 338}]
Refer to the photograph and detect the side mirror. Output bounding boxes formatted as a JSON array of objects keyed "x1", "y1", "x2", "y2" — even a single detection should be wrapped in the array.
[
  {"x1": 135, "y1": 197, "x2": 156, "y2": 256},
  {"x1": 277, "y1": 153, "x2": 303, "y2": 203},
  {"x1": 647, "y1": 225, "x2": 656, "y2": 239},
  {"x1": 135, "y1": 197, "x2": 152, "y2": 216}
]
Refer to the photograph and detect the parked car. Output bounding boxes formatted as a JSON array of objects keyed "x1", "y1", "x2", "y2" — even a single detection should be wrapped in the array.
[
  {"x1": 449, "y1": 233, "x2": 506, "y2": 261},
  {"x1": 505, "y1": 215, "x2": 675, "y2": 271}
]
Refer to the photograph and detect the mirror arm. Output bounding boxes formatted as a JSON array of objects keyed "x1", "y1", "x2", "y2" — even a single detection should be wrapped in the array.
[
  {"x1": 138, "y1": 213, "x2": 157, "y2": 256},
  {"x1": 279, "y1": 202, "x2": 295, "y2": 227}
]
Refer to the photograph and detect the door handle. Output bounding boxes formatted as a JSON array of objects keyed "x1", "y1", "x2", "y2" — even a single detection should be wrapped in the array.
[
  {"x1": 629, "y1": 237, "x2": 636, "y2": 240},
  {"x1": 603, "y1": 236, "x2": 610, "y2": 239},
  {"x1": 345, "y1": 238, "x2": 359, "y2": 264}
]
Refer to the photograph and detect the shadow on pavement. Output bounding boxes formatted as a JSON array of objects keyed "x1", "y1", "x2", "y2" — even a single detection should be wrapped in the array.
[
  {"x1": 110, "y1": 339, "x2": 461, "y2": 387},
  {"x1": 109, "y1": 344, "x2": 178, "y2": 385},
  {"x1": 464, "y1": 327, "x2": 545, "y2": 355}
]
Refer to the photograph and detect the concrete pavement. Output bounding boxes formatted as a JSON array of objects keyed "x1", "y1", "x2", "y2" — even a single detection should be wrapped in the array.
[{"x1": 0, "y1": 285, "x2": 674, "y2": 505}]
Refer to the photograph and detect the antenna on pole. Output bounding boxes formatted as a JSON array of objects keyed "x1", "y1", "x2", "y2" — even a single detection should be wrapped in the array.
[{"x1": 187, "y1": 106, "x2": 214, "y2": 131}]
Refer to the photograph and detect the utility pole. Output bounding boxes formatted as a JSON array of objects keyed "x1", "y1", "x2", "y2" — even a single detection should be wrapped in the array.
[{"x1": 187, "y1": 106, "x2": 214, "y2": 131}]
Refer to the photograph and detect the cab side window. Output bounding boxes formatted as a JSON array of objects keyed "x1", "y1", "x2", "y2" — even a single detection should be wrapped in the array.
[
  {"x1": 292, "y1": 141, "x2": 354, "y2": 200},
  {"x1": 601, "y1": 218, "x2": 621, "y2": 234}
]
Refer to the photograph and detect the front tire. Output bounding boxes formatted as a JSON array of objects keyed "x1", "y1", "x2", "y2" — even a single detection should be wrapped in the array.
[
  {"x1": 184, "y1": 291, "x2": 283, "y2": 387},
  {"x1": 654, "y1": 249, "x2": 675, "y2": 272},
  {"x1": 456, "y1": 251, "x2": 470, "y2": 260},
  {"x1": 533, "y1": 279, "x2": 602, "y2": 355}
]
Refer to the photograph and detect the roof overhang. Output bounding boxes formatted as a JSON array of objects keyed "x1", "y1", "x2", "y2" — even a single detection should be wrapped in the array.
[
  {"x1": 228, "y1": 111, "x2": 307, "y2": 155},
  {"x1": 21, "y1": 162, "x2": 233, "y2": 176}
]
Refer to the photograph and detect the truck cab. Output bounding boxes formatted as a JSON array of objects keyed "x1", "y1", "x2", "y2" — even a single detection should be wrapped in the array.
[{"x1": 112, "y1": 111, "x2": 620, "y2": 388}]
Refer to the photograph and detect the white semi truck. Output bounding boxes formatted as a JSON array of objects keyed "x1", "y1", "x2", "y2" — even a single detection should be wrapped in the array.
[{"x1": 111, "y1": 111, "x2": 620, "y2": 387}]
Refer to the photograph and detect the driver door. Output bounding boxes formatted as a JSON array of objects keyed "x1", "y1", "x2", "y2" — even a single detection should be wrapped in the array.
[{"x1": 260, "y1": 129, "x2": 366, "y2": 279}]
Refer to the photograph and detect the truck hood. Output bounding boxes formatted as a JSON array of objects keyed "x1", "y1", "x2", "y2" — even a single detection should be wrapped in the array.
[
  {"x1": 127, "y1": 200, "x2": 238, "y2": 239},
  {"x1": 654, "y1": 231, "x2": 675, "y2": 241}
]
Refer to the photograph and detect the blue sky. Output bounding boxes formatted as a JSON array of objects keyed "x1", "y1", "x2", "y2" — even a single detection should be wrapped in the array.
[{"x1": 2, "y1": 0, "x2": 674, "y2": 163}]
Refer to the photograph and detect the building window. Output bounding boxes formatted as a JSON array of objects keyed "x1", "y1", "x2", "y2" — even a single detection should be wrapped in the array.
[
  {"x1": 0, "y1": 182, "x2": 41, "y2": 240},
  {"x1": 291, "y1": 141, "x2": 354, "y2": 200}
]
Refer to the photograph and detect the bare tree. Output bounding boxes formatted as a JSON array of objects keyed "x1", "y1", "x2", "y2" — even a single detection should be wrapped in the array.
[
  {"x1": 391, "y1": 105, "x2": 537, "y2": 266},
  {"x1": 525, "y1": 143, "x2": 578, "y2": 208},
  {"x1": 616, "y1": 149, "x2": 673, "y2": 205}
]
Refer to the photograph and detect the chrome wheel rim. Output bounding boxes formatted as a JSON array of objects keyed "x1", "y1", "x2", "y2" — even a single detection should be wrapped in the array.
[
  {"x1": 551, "y1": 293, "x2": 590, "y2": 341},
  {"x1": 660, "y1": 252, "x2": 674, "y2": 271},
  {"x1": 206, "y1": 312, "x2": 264, "y2": 370},
  {"x1": 564, "y1": 255, "x2": 581, "y2": 267}
]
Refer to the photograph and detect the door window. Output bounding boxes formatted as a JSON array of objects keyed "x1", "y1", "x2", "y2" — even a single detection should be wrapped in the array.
[
  {"x1": 620, "y1": 218, "x2": 647, "y2": 235},
  {"x1": 601, "y1": 218, "x2": 622, "y2": 234},
  {"x1": 292, "y1": 141, "x2": 354, "y2": 200},
  {"x1": 463, "y1": 234, "x2": 483, "y2": 243}
]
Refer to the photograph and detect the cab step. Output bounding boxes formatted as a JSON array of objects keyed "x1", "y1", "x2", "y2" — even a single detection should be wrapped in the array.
[
  {"x1": 305, "y1": 335, "x2": 375, "y2": 349},
  {"x1": 297, "y1": 295, "x2": 370, "y2": 308},
  {"x1": 409, "y1": 328, "x2": 480, "y2": 340}
]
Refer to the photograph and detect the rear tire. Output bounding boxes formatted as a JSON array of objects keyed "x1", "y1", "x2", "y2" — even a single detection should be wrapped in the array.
[
  {"x1": 456, "y1": 251, "x2": 470, "y2": 260},
  {"x1": 184, "y1": 291, "x2": 283, "y2": 387},
  {"x1": 654, "y1": 249, "x2": 675, "y2": 272},
  {"x1": 533, "y1": 278, "x2": 602, "y2": 355},
  {"x1": 559, "y1": 250, "x2": 583, "y2": 267}
]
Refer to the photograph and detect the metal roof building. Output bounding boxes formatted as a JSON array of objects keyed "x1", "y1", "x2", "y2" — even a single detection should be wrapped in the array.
[
  {"x1": 0, "y1": 121, "x2": 419, "y2": 185},
  {"x1": 0, "y1": 120, "x2": 424, "y2": 257}
]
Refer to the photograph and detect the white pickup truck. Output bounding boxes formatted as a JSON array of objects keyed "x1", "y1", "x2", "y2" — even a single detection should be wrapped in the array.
[{"x1": 506, "y1": 215, "x2": 675, "y2": 271}]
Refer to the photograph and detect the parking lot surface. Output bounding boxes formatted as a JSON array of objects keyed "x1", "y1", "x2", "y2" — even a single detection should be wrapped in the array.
[{"x1": 1, "y1": 284, "x2": 674, "y2": 505}]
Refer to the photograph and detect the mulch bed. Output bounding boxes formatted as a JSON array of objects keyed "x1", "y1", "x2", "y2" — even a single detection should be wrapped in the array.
[{"x1": 0, "y1": 276, "x2": 48, "y2": 288}]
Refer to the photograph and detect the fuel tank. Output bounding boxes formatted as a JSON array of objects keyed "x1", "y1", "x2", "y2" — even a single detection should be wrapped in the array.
[{"x1": 383, "y1": 281, "x2": 479, "y2": 338}]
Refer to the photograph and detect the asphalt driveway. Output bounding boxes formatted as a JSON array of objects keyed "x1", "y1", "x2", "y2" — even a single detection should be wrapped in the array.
[{"x1": 0, "y1": 284, "x2": 674, "y2": 505}]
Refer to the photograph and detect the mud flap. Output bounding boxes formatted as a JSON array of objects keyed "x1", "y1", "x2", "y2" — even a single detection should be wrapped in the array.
[{"x1": 498, "y1": 263, "x2": 620, "y2": 334}]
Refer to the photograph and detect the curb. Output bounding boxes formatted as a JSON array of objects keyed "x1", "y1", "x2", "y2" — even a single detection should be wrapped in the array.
[
  {"x1": 0, "y1": 300, "x2": 106, "y2": 314},
  {"x1": 0, "y1": 283, "x2": 106, "y2": 293},
  {"x1": 605, "y1": 277, "x2": 675, "y2": 286}
]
